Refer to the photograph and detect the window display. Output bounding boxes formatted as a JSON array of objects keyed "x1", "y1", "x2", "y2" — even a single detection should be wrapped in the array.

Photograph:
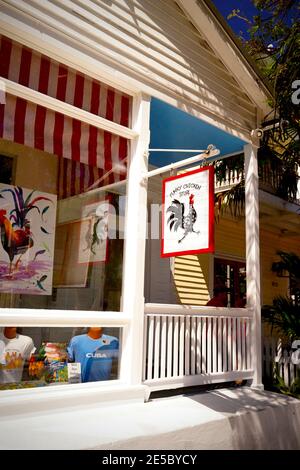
[
  {"x1": 0, "y1": 327, "x2": 35, "y2": 384},
  {"x1": 0, "y1": 327, "x2": 121, "y2": 391},
  {"x1": 67, "y1": 327, "x2": 119, "y2": 383}
]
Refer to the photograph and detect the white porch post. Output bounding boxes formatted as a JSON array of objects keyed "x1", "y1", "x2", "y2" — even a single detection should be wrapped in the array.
[
  {"x1": 244, "y1": 142, "x2": 263, "y2": 389},
  {"x1": 120, "y1": 94, "x2": 151, "y2": 385}
]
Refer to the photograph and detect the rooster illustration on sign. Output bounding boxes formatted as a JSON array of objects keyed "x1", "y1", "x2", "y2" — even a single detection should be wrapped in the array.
[{"x1": 167, "y1": 193, "x2": 200, "y2": 243}]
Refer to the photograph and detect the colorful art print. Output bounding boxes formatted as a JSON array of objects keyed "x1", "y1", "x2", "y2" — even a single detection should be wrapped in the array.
[
  {"x1": 0, "y1": 184, "x2": 57, "y2": 295},
  {"x1": 161, "y1": 166, "x2": 215, "y2": 258}
]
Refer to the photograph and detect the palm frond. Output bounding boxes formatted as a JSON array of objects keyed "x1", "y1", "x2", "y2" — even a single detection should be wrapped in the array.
[
  {"x1": 215, "y1": 180, "x2": 245, "y2": 222},
  {"x1": 262, "y1": 296, "x2": 300, "y2": 340},
  {"x1": 272, "y1": 251, "x2": 300, "y2": 279}
]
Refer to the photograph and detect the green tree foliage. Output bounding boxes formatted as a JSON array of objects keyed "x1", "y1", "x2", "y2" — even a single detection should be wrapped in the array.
[
  {"x1": 262, "y1": 251, "x2": 300, "y2": 340},
  {"x1": 214, "y1": 1, "x2": 300, "y2": 214},
  {"x1": 262, "y1": 296, "x2": 300, "y2": 339},
  {"x1": 261, "y1": 253, "x2": 300, "y2": 398},
  {"x1": 229, "y1": 1, "x2": 300, "y2": 166}
]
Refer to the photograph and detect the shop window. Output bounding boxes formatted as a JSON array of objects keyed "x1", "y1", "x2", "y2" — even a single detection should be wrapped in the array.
[
  {"x1": 0, "y1": 37, "x2": 134, "y2": 396},
  {"x1": 0, "y1": 326, "x2": 121, "y2": 391},
  {"x1": 0, "y1": 144, "x2": 127, "y2": 311},
  {"x1": 214, "y1": 258, "x2": 246, "y2": 307},
  {"x1": 0, "y1": 38, "x2": 131, "y2": 311}
]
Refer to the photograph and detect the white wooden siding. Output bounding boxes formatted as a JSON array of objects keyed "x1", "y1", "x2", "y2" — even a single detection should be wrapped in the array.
[
  {"x1": 1, "y1": 0, "x2": 258, "y2": 138},
  {"x1": 144, "y1": 169, "x2": 178, "y2": 304},
  {"x1": 144, "y1": 239, "x2": 177, "y2": 304}
]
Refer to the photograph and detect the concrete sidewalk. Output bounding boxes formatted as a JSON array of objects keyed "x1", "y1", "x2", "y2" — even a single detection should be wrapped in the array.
[{"x1": 1, "y1": 387, "x2": 300, "y2": 449}]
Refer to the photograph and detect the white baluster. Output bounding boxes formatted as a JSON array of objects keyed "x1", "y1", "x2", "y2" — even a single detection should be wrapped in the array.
[
  {"x1": 241, "y1": 318, "x2": 246, "y2": 370},
  {"x1": 228, "y1": 318, "x2": 232, "y2": 372},
  {"x1": 147, "y1": 315, "x2": 154, "y2": 380},
  {"x1": 218, "y1": 317, "x2": 222, "y2": 372},
  {"x1": 179, "y1": 316, "x2": 185, "y2": 376},
  {"x1": 207, "y1": 317, "x2": 212, "y2": 373},
  {"x1": 202, "y1": 317, "x2": 207, "y2": 373},
  {"x1": 223, "y1": 317, "x2": 227, "y2": 372},
  {"x1": 160, "y1": 315, "x2": 167, "y2": 379},
  {"x1": 232, "y1": 317, "x2": 237, "y2": 371},
  {"x1": 191, "y1": 317, "x2": 196, "y2": 375},
  {"x1": 237, "y1": 318, "x2": 242, "y2": 370},
  {"x1": 196, "y1": 317, "x2": 202, "y2": 375},
  {"x1": 154, "y1": 316, "x2": 161, "y2": 379},
  {"x1": 185, "y1": 316, "x2": 191, "y2": 376},
  {"x1": 167, "y1": 316, "x2": 173, "y2": 378},
  {"x1": 173, "y1": 316, "x2": 179, "y2": 377},
  {"x1": 212, "y1": 317, "x2": 217, "y2": 373}
]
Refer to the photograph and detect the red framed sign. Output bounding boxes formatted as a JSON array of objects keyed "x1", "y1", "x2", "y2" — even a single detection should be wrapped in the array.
[{"x1": 161, "y1": 166, "x2": 215, "y2": 258}]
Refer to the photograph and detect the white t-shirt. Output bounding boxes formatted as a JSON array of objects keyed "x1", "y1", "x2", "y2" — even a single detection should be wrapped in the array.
[
  {"x1": 0, "y1": 340, "x2": 5, "y2": 365},
  {"x1": 0, "y1": 333, "x2": 36, "y2": 384}
]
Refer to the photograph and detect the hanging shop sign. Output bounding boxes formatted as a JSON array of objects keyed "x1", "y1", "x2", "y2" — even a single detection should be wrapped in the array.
[{"x1": 161, "y1": 166, "x2": 214, "y2": 257}]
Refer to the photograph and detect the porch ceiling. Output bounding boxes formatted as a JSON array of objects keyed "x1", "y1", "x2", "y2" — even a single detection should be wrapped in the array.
[
  {"x1": 149, "y1": 98, "x2": 246, "y2": 167},
  {"x1": 259, "y1": 192, "x2": 300, "y2": 237}
]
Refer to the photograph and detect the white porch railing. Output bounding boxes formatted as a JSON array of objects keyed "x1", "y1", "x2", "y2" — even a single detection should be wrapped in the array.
[
  {"x1": 215, "y1": 169, "x2": 243, "y2": 191},
  {"x1": 263, "y1": 338, "x2": 300, "y2": 388},
  {"x1": 143, "y1": 304, "x2": 254, "y2": 391},
  {"x1": 215, "y1": 164, "x2": 300, "y2": 204}
]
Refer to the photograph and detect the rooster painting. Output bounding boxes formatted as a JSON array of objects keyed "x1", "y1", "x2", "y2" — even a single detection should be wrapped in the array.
[
  {"x1": 0, "y1": 185, "x2": 55, "y2": 291},
  {"x1": 167, "y1": 193, "x2": 200, "y2": 243},
  {"x1": 0, "y1": 210, "x2": 33, "y2": 274}
]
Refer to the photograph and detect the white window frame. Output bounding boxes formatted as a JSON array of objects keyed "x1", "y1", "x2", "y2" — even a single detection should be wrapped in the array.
[{"x1": 0, "y1": 47, "x2": 151, "y2": 402}]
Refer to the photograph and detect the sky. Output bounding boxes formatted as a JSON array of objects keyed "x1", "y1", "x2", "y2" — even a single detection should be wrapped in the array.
[
  {"x1": 211, "y1": 0, "x2": 258, "y2": 38},
  {"x1": 212, "y1": 0, "x2": 297, "y2": 38}
]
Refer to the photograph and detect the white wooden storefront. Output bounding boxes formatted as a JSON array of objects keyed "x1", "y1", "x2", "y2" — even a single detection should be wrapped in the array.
[{"x1": 0, "y1": 0, "x2": 272, "y2": 410}]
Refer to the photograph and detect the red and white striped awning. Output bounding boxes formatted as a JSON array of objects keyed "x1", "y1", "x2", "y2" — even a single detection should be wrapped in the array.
[{"x1": 0, "y1": 35, "x2": 131, "y2": 196}]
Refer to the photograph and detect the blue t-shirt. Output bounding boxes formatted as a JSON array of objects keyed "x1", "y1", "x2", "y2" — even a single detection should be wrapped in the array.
[{"x1": 67, "y1": 334, "x2": 119, "y2": 382}]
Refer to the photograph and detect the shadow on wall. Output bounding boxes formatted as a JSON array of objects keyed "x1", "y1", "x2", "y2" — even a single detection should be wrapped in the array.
[
  {"x1": 61, "y1": 0, "x2": 253, "y2": 144},
  {"x1": 174, "y1": 254, "x2": 211, "y2": 305},
  {"x1": 144, "y1": 241, "x2": 210, "y2": 305},
  {"x1": 136, "y1": 0, "x2": 251, "y2": 126}
]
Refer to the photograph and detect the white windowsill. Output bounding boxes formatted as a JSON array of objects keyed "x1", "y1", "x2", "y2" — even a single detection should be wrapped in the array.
[{"x1": 0, "y1": 380, "x2": 149, "y2": 417}]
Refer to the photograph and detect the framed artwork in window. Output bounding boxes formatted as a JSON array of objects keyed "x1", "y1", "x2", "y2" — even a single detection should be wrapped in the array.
[
  {"x1": 0, "y1": 183, "x2": 57, "y2": 295},
  {"x1": 53, "y1": 219, "x2": 91, "y2": 288}
]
